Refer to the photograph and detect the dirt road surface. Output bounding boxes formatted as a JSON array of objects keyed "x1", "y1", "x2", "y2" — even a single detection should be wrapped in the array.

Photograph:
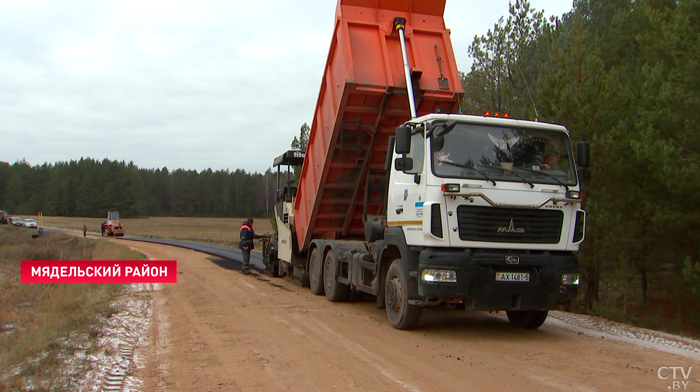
[{"x1": 122, "y1": 241, "x2": 700, "y2": 392}]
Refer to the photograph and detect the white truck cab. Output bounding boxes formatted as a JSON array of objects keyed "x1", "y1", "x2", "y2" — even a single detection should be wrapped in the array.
[
  {"x1": 384, "y1": 113, "x2": 589, "y2": 328},
  {"x1": 391, "y1": 113, "x2": 587, "y2": 252}
]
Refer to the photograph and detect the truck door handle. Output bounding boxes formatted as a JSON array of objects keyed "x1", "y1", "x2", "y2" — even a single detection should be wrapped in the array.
[{"x1": 396, "y1": 208, "x2": 403, "y2": 214}]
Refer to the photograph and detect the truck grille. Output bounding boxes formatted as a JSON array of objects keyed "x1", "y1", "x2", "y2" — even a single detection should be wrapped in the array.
[{"x1": 457, "y1": 205, "x2": 563, "y2": 244}]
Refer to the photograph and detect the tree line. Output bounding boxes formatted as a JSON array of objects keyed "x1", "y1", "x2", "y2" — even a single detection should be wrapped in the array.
[
  {"x1": 0, "y1": 124, "x2": 312, "y2": 219},
  {"x1": 462, "y1": 0, "x2": 700, "y2": 332},
  {"x1": 0, "y1": 158, "x2": 277, "y2": 219}
]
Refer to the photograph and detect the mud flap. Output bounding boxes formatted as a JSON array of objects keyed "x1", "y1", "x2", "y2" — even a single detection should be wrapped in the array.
[{"x1": 376, "y1": 261, "x2": 388, "y2": 309}]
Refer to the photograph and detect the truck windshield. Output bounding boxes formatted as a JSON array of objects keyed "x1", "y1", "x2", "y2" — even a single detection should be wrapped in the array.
[{"x1": 430, "y1": 122, "x2": 577, "y2": 186}]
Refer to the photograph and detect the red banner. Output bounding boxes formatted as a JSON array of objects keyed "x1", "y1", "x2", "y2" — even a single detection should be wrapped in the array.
[{"x1": 21, "y1": 260, "x2": 177, "y2": 283}]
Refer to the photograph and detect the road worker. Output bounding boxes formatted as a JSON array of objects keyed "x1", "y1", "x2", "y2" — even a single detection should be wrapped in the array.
[
  {"x1": 239, "y1": 218, "x2": 260, "y2": 274},
  {"x1": 540, "y1": 153, "x2": 559, "y2": 169}
]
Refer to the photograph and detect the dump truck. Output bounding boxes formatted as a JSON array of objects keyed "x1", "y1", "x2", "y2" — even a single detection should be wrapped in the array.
[
  {"x1": 263, "y1": 0, "x2": 590, "y2": 330},
  {"x1": 102, "y1": 211, "x2": 125, "y2": 237}
]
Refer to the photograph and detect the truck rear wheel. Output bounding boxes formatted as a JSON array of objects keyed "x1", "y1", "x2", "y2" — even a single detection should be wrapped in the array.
[
  {"x1": 309, "y1": 248, "x2": 324, "y2": 295},
  {"x1": 385, "y1": 259, "x2": 422, "y2": 330},
  {"x1": 323, "y1": 249, "x2": 348, "y2": 302},
  {"x1": 506, "y1": 310, "x2": 548, "y2": 329}
]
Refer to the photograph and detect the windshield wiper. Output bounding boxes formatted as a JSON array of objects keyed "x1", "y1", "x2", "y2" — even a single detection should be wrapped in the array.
[
  {"x1": 439, "y1": 161, "x2": 497, "y2": 186},
  {"x1": 511, "y1": 166, "x2": 569, "y2": 190},
  {"x1": 476, "y1": 164, "x2": 535, "y2": 188}
]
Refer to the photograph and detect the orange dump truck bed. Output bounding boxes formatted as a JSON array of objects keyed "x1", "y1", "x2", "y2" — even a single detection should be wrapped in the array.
[{"x1": 294, "y1": 0, "x2": 464, "y2": 252}]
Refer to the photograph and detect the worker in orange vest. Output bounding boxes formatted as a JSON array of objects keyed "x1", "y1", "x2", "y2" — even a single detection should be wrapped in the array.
[{"x1": 239, "y1": 218, "x2": 260, "y2": 274}]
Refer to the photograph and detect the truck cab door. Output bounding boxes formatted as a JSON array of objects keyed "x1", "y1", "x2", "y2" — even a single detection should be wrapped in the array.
[{"x1": 388, "y1": 130, "x2": 427, "y2": 245}]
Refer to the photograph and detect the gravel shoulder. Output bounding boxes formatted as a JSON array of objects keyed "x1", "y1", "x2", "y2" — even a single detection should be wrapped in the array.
[{"x1": 121, "y1": 241, "x2": 700, "y2": 392}]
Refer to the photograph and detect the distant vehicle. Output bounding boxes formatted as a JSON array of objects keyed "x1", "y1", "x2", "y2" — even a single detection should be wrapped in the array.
[
  {"x1": 102, "y1": 211, "x2": 125, "y2": 237},
  {"x1": 23, "y1": 218, "x2": 38, "y2": 229},
  {"x1": 0, "y1": 210, "x2": 7, "y2": 224},
  {"x1": 9, "y1": 217, "x2": 24, "y2": 227}
]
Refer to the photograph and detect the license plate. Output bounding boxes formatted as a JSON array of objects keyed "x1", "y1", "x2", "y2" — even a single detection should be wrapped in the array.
[{"x1": 495, "y1": 272, "x2": 530, "y2": 282}]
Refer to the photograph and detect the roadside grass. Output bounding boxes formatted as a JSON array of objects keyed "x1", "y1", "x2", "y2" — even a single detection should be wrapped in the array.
[
  {"x1": 0, "y1": 225, "x2": 143, "y2": 390},
  {"x1": 38, "y1": 216, "x2": 276, "y2": 246}
]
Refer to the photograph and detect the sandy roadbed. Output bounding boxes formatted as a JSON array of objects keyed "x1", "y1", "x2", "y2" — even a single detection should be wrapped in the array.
[{"x1": 120, "y1": 241, "x2": 699, "y2": 392}]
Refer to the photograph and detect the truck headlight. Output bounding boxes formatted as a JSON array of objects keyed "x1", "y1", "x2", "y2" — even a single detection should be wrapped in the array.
[
  {"x1": 561, "y1": 273, "x2": 580, "y2": 285},
  {"x1": 566, "y1": 190, "x2": 582, "y2": 200},
  {"x1": 421, "y1": 269, "x2": 457, "y2": 283}
]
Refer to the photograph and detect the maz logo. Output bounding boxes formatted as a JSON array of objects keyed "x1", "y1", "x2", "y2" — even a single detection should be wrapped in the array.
[{"x1": 498, "y1": 219, "x2": 525, "y2": 234}]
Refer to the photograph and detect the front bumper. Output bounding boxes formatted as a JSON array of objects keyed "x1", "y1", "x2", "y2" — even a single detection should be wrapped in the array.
[{"x1": 416, "y1": 249, "x2": 578, "y2": 310}]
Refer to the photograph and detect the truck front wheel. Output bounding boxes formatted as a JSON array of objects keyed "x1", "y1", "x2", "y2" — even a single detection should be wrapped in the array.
[
  {"x1": 309, "y1": 248, "x2": 324, "y2": 295},
  {"x1": 506, "y1": 310, "x2": 548, "y2": 329},
  {"x1": 385, "y1": 259, "x2": 422, "y2": 330},
  {"x1": 324, "y1": 249, "x2": 349, "y2": 302}
]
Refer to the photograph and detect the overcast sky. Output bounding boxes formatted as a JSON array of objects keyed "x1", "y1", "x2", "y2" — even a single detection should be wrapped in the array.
[{"x1": 0, "y1": 0, "x2": 573, "y2": 174}]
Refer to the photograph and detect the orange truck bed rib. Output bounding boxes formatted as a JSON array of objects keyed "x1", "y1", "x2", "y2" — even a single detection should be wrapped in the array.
[{"x1": 294, "y1": 0, "x2": 464, "y2": 252}]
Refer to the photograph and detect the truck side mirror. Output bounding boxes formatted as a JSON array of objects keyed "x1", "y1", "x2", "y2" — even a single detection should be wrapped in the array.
[
  {"x1": 395, "y1": 126, "x2": 411, "y2": 154},
  {"x1": 577, "y1": 140, "x2": 590, "y2": 168},
  {"x1": 394, "y1": 157, "x2": 413, "y2": 171}
]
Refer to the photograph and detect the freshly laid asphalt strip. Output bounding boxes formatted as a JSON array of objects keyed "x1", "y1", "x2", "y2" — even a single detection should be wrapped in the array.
[
  {"x1": 39, "y1": 228, "x2": 265, "y2": 273},
  {"x1": 117, "y1": 237, "x2": 266, "y2": 273}
]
